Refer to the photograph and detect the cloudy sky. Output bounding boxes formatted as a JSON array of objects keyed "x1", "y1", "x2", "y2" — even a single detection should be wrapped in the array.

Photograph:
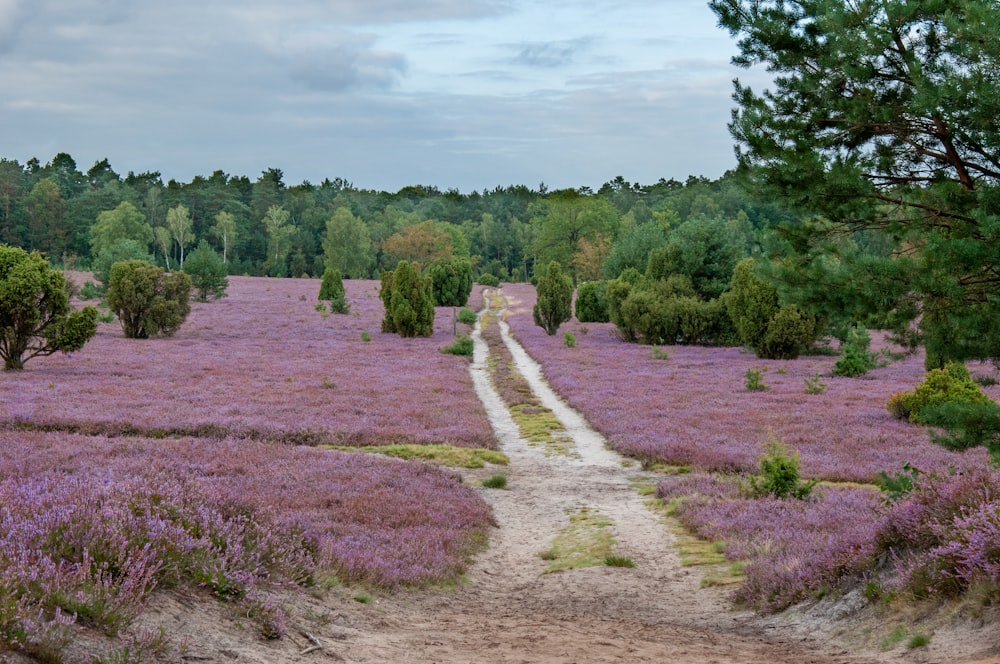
[{"x1": 0, "y1": 0, "x2": 764, "y2": 192}]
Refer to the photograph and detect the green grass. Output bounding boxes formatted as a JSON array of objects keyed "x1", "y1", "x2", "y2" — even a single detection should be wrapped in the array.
[
  {"x1": 323, "y1": 444, "x2": 509, "y2": 469},
  {"x1": 481, "y1": 474, "x2": 508, "y2": 489},
  {"x1": 540, "y1": 507, "x2": 617, "y2": 573},
  {"x1": 604, "y1": 555, "x2": 635, "y2": 568}
]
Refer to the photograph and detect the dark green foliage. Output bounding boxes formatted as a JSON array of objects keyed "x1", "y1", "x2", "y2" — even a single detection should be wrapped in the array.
[
  {"x1": 427, "y1": 257, "x2": 473, "y2": 307},
  {"x1": 724, "y1": 258, "x2": 778, "y2": 350},
  {"x1": 645, "y1": 217, "x2": 745, "y2": 300},
  {"x1": 441, "y1": 334, "x2": 473, "y2": 356},
  {"x1": 380, "y1": 261, "x2": 434, "y2": 338},
  {"x1": 563, "y1": 332, "x2": 576, "y2": 348},
  {"x1": 603, "y1": 223, "x2": 668, "y2": 280},
  {"x1": 922, "y1": 402, "x2": 1000, "y2": 466},
  {"x1": 876, "y1": 463, "x2": 921, "y2": 505},
  {"x1": 183, "y1": 240, "x2": 228, "y2": 301},
  {"x1": 533, "y1": 261, "x2": 573, "y2": 336},
  {"x1": 832, "y1": 325, "x2": 878, "y2": 377},
  {"x1": 748, "y1": 441, "x2": 816, "y2": 500},
  {"x1": 107, "y1": 260, "x2": 191, "y2": 339},
  {"x1": 482, "y1": 474, "x2": 507, "y2": 489},
  {"x1": 574, "y1": 281, "x2": 609, "y2": 323},
  {"x1": 614, "y1": 285, "x2": 734, "y2": 347},
  {"x1": 92, "y1": 238, "x2": 156, "y2": 290},
  {"x1": 744, "y1": 368, "x2": 767, "y2": 392},
  {"x1": 0, "y1": 245, "x2": 98, "y2": 370},
  {"x1": 318, "y1": 267, "x2": 348, "y2": 314},
  {"x1": 756, "y1": 305, "x2": 815, "y2": 360},
  {"x1": 712, "y1": 0, "x2": 1000, "y2": 367},
  {"x1": 476, "y1": 273, "x2": 500, "y2": 287}
]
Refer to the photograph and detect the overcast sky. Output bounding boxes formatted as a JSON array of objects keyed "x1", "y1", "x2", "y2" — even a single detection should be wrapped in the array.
[{"x1": 0, "y1": 0, "x2": 765, "y2": 192}]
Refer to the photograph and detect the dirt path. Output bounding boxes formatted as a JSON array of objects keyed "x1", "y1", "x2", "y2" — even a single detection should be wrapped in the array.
[{"x1": 327, "y1": 291, "x2": 865, "y2": 664}]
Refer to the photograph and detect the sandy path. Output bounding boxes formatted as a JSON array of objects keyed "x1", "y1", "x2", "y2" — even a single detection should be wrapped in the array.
[{"x1": 331, "y1": 292, "x2": 864, "y2": 664}]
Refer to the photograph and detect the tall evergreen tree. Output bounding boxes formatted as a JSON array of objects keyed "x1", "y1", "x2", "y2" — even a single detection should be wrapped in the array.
[{"x1": 712, "y1": 0, "x2": 1000, "y2": 367}]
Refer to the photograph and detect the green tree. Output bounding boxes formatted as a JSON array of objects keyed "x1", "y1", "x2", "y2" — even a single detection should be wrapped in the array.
[
  {"x1": 380, "y1": 261, "x2": 434, "y2": 337},
  {"x1": 533, "y1": 261, "x2": 573, "y2": 336},
  {"x1": 322, "y1": 207, "x2": 372, "y2": 278},
  {"x1": 0, "y1": 245, "x2": 98, "y2": 370},
  {"x1": 107, "y1": 260, "x2": 191, "y2": 338},
  {"x1": 24, "y1": 178, "x2": 66, "y2": 257},
  {"x1": 318, "y1": 267, "x2": 349, "y2": 314},
  {"x1": 427, "y1": 257, "x2": 474, "y2": 307},
  {"x1": 724, "y1": 258, "x2": 779, "y2": 350},
  {"x1": 153, "y1": 226, "x2": 173, "y2": 271},
  {"x1": 211, "y1": 211, "x2": 238, "y2": 264},
  {"x1": 262, "y1": 205, "x2": 295, "y2": 277},
  {"x1": 531, "y1": 193, "x2": 617, "y2": 283},
  {"x1": 166, "y1": 204, "x2": 194, "y2": 269},
  {"x1": 90, "y1": 201, "x2": 153, "y2": 258},
  {"x1": 92, "y1": 239, "x2": 156, "y2": 289},
  {"x1": 712, "y1": 0, "x2": 1000, "y2": 367},
  {"x1": 183, "y1": 240, "x2": 228, "y2": 301}
]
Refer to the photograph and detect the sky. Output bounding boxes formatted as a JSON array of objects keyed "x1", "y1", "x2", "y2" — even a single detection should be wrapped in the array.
[{"x1": 0, "y1": 0, "x2": 768, "y2": 193}]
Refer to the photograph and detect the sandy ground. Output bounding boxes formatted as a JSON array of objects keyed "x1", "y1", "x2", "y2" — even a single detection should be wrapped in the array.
[{"x1": 35, "y1": 289, "x2": 1000, "y2": 664}]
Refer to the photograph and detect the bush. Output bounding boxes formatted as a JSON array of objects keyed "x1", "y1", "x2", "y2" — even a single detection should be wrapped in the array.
[
  {"x1": 533, "y1": 262, "x2": 573, "y2": 336},
  {"x1": 183, "y1": 240, "x2": 228, "y2": 301},
  {"x1": 832, "y1": 324, "x2": 877, "y2": 377},
  {"x1": 575, "y1": 281, "x2": 609, "y2": 322},
  {"x1": 563, "y1": 332, "x2": 577, "y2": 348},
  {"x1": 747, "y1": 440, "x2": 816, "y2": 500},
  {"x1": 725, "y1": 258, "x2": 779, "y2": 349},
  {"x1": 0, "y1": 245, "x2": 98, "y2": 370},
  {"x1": 428, "y1": 257, "x2": 474, "y2": 307},
  {"x1": 92, "y1": 239, "x2": 156, "y2": 290},
  {"x1": 318, "y1": 268, "x2": 349, "y2": 314},
  {"x1": 457, "y1": 307, "x2": 478, "y2": 325},
  {"x1": 757, "y1": 305, "x2": 815, "y2": 360},
  {"x1": 380, "y1": 261, "x2": 434, "y2": 338},
  {"x1": 441, "y1": 334, "x2": 474, "y2": 356},
  {"x1": 476, "y1": 273, "x2": 500, "y2": 287},
  {"x1": 887, "y1": 362, "x2": 993, "y2": 423},
  {"x1": 107, "y1": 261, "x2": 192, "y2": 339}
]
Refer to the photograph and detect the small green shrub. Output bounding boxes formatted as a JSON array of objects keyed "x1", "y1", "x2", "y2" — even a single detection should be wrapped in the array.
[
  {"x1": 563, "y1": 332, "x2": 576, "y2": 348},
  {"x1": 803, "y1": 373, "x2": 826, "y2": 395},
  {"x1": 428, "y1": 257, "x2": 474, "y2": 307},
  {"x1": 441, "y1": 334, "x2": 474, "y2": 356},
  {"x1": 757, "y1": 305, "x2": 815, "y2": 360},
  {"x1": 457, "y1": 307, "x2": 477, "y2": 325},
  {"x1": 747, "y1": 439, "x2": 816, "y2": 500},
  {"x1": 477, "y1": 273, "x2": 500, "y2": 287},
  {"x1": 79, "y1": 281, "x2": 103, "y2": 300},
  {"x1": 906, "y1": 634, "x2": 931, "y2": 649},
  {"x1": 745, "y1": 368, "x2": 767, "y2": 392},
  {"x1": 876, "y1": 462, "x2": 920, "y2": 504},
  {"x1": 650, "y1": 347, "x2": 669, "y2": 360},
  {"x1": 183, "y1": 240, "x2": 229, "y2": 301},
  {"x1": 481, "y1": 474, "x2": 507, "y2": 489},
  {"x1": 832, "y1": 324, "x2": 878, "y2": 377},
  {"x1": 380, "y1": 261, "x2": 434, "y2": 337},
  {"x1": 318, "y1": 268, "x2": 349, "y2": 314},
  {"x1": 361, "y1": 331, "x2": 371, "y2": 342}
]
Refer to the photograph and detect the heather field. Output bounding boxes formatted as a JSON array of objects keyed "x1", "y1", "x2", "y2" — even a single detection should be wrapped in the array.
[
  {"x1": 499, "y1": 283, "x2": 1000, "y2": 612},
  {"x1": 1, "y1": 277, "x2": 493, "y2": 449},
  {"x1": 0, "y1": 276, "x2": 497, "y2": 658}
]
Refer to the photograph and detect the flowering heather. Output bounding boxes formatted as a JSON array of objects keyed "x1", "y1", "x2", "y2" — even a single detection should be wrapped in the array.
[
  {"x1": 1, "y1": 277, "x2": 493, "y2": 449},
  {"x1": 500, "y1": 283, "x2": 1000, "y2": 611},
  {"x1": 659, "y1": 474, "x2": 881, "y2": 612},
  {"x1": 0, "y1": 431, "x2": 493, "y2": 655},
  {"x1": 500, "y1": 283, "x2": 992, "y2": 481}
]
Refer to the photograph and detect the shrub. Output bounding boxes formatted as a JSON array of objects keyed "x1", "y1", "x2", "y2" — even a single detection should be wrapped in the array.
[
  {"x1": 575, "y1": 281, "x2": 609, "y2": 323},
  {"x1": 745, "y1": 368, "x2": 767, "y2": 392},
  {"x1": 182, "y1": 240, "x2": 228, "y2": 301},
  {"x1": 747, "y1": 440, "x2": 816, "y2": 500},
  {"x1": 441, "y1": 334, "x2": 474, "y2": 356},
  {"x1": 428, "y1": 257, "x2": 474, "y2": 307},
  {"x1": 757, "y1": 305, "x2": 815, "y2": 360},
  {"x1": 318, "y1": 268, "x2": 349, "y2": 314},
  {"x1": 380, "y1": 261, "x2": 434, "y2": 337},
  {"x1": 0, "y1": 245, "x2": 98, "y2": 370},
  {"x1": 92, "y1": 238, "x2": 156, "y2": 290},
  {"x1": 482, "y1": 475, "x2": 507, "y2": 489},
  {"x1": 725, "y1": 258, "x2": 779, "y2": 349},
  {"x1": 922, "y1": 402, "x2": 1000, "y2": 466},
  {"x1": 563, "y1": 332, "x2": 577, "y2": 348},
  {"x1": 887, "y1": 362, "x2": 994, "y2": 423},
  {"x1": 476, "y1": 273, "x2": 500, "y2": 287},
  {"x1": 533, "y1": 261, "x2": 573, "y2": 336},
  {"x1": 107, "y1": 261, "x2": 191, "y2": 339},
  {"x1": 456, "y1": 307, "x2": 477, "y2": 325},
  {"x1": 832, "y1": 324, "x2": 878, "y2": 377}
]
